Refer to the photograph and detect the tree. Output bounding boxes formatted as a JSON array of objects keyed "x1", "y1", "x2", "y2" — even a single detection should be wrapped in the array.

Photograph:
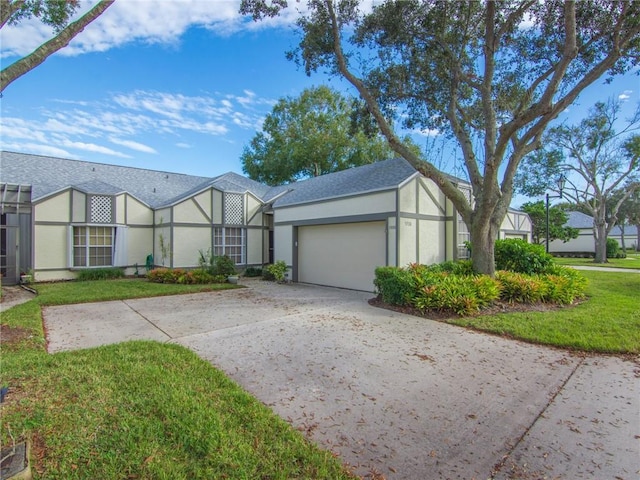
[
  {"x1": 1, "y1": 0, "x2": 114, "y2": 94},
  {"x1": 520, "y1": 201, "x2": 579, "y2": 245},
  {"x1": 241, "y1": 0, "x2": 640, "y2": 275},
  {"x1": 611, "y1": 187, "x2": 640, "y2": 251},
  {"x1": 241, "y1": 85, "x2": 397, "y2": 185},
  {"x1": 518, "y1": 100, "x2": 640, "y2": 263}
]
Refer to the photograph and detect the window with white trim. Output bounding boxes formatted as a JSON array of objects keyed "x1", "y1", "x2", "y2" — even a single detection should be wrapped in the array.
[
  {"x1": 213, "y1": 227, "x2": 245, "y2": 265},
  {"x1": 73, "y1": 226, "x2": 114, "y2": 267}
]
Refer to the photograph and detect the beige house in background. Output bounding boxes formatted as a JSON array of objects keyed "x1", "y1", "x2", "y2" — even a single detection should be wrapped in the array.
[{"x1": 1, "y1": 151, "x2": 531, "y2": 291}]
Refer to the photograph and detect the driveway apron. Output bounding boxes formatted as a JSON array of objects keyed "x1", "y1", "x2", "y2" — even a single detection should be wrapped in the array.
[{"x1": 43, "y1": 280, "x2": 639, "y2": 479}]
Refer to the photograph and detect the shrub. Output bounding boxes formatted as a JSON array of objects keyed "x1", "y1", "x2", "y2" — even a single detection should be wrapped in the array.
[
  {"x1": 495, "y1": 238, "x2": 554, "y2": 274},
  {"x1": 606, "y1": 238, "x2": 621, "y2": 258},
  {"x1": 243, "y1": 266, "x2": 263, "y2": 277},
  {"x1": 264, "y1": 261, "x2": 288, "y2": 282},
  {"x1": 495, "y1": 271, "x2": 546, "y2": 303},
  {"x1": 424, "y1": 260, "x2": 475, "y2": 275},
  {"x1": 540, "y1": 265, "x2": 588, "y2": 304},
  {"x1": 198, "y1": 249, "x2": 237, "y2": 277},
  {"x1": 374, "y1": 266, "x2": 415, "y2": 306},
  {"x1": 76, "y1": 267, "x2": 125, "y2": 281},
  {"x1": 147, "y1": 268, "x2": 226, "y2": 284}
]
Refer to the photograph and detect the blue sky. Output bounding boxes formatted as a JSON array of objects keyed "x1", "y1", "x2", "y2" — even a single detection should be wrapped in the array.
[{"x1": 1, "y1": 0, "x2": 638, "y2": 185}]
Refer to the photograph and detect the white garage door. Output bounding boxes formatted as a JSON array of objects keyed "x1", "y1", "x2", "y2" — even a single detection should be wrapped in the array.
[{"x1": 298, "y1": 221, "x2": 386, "y2": 291}]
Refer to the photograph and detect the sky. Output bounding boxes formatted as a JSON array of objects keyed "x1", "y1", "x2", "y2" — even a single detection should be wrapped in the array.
[{"x1": 1, "y1": 0, "x2": 639, "y2": 189}]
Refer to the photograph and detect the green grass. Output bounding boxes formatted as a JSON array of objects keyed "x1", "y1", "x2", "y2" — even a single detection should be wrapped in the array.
[
  {"x1": 448, "y1": 270, "x2": 640, "y2": 354},
  {"x1": 1, "y1": 279, "x2": 355, "y2": 479},
  {"x1": 32, "y1": 278, "x2": 239, "y2": 305},
  {"x1": 554, "y1": 253, "x2": 640, "y2": 270}
]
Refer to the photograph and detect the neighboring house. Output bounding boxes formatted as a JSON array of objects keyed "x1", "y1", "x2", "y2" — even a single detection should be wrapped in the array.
[
  {"x1": 548, "y1": 210, "x2": 637, "y2": 255},
  {"x1": 1, "y1": 151, "x2": 531, "y2": 291}
]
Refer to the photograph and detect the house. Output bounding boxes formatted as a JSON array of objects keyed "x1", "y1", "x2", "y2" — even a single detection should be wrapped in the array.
[
  {"x1": 1, "y1": 151, "x2": 531, "y2": 291},
  {"x1": 549, "y1": 210, "x2": 637, "y2": 255}
]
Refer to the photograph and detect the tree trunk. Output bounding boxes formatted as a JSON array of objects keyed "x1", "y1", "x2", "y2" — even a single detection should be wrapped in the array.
[
  {"x1": 619, "y1": 222, "x2": 626, "y2": 251},
  {"x1": 636, "y1": 224, "x2": 640, "y2": 252},
  {"x1": 593, "y1": 219, "x2": 608, "y2": 263},
  {"x1": 469, "y1": 219, "x2": 499, "y2": 276}
]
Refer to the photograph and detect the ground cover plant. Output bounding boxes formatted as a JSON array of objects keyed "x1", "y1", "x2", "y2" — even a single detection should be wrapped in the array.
[{"x1": 0, "y1": 281, "x2": 356, "y2": 479}]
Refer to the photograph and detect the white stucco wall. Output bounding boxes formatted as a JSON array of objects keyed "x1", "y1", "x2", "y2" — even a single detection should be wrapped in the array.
[
  {"x1": 275, "y1": 191, "x2": 396, "y2": 224},
  {"x1": 246, "y1": 228, "x2": 265, "y2": 265},
  {"x1": 171, "y1": 226, "x2": 211, "y2": 267},
  {"x1": 274, "y1": 224, "x2": 293, "y2": 266},
  {"x1": 549, "y1": 230, "x2": 594, "y2": 253},
  {"x1": 35, "y1": 191, "x2": 71, "y2": 223}
]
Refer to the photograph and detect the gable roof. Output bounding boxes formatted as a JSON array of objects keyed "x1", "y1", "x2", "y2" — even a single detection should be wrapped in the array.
[
  {"x1": 0, "y1": 151, "x2": 267, "y2": 208},
  {"x1": 271, "y1": 157, "x2": 419, "y2": 208},
  {"x1": 565, "y1": 211, "x2": 594, "y2": 229}
]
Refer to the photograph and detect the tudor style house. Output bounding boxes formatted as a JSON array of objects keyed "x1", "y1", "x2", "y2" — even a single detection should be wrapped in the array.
[{"x1": 1, "y1": 151, "x2": 531, "y2": 291}]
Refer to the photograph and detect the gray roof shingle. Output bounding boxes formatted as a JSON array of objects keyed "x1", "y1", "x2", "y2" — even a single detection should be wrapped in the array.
[
  {"x1": 565, "y1": 211, "x2": 594, "y2": 229},
  {"x1": 0, "y1": 151, "x2": 267, "y2": 208},
  {"x1": 272, "y1": 157, "x2": 418, "y2": 207}
]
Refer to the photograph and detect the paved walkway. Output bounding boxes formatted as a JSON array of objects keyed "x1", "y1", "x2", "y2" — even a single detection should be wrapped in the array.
[{"x1": 39, "y1": 279, "x2": 640, "y2": 479}]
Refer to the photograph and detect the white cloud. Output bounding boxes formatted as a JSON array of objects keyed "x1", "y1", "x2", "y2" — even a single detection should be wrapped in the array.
[
  {"x1": 1, "y1": 87, "x2": 274, "y2": 162},
  {"x1": 0, "y1": 0, "x2": 303, "y2": 59},
  {"x1": 0, "y1": 142, "x2": 73, "y2": 158},
  {"x1": 57, "y1": 138, "x2": 131, "y2": 158},
  {"x1": 109, "y1": 137, "x2": 157, "y2": 154},
  {"x1": 618, "y1": 90, "x2": 633, "y2": 101}
]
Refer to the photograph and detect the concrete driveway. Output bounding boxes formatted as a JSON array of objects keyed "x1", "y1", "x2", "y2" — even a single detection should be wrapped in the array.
[{"x1": 44, "y1": 280, "x2": 639, "y2": 479}]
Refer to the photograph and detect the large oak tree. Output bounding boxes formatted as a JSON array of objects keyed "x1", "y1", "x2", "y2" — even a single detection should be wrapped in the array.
[
  {"x1": 241, "y1": 85, "x2": 397, "y2": 185},
  {"x1": 241, "y1": 0, "x2": 640, "y2": 275},
  {"x1": 1, "y1": 0, "x2": 114, "y2": 93}
]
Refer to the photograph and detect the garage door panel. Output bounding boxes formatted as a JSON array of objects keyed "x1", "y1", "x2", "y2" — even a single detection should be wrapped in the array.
[{"x1": 298, "y1": 222, "x2": 386, "y2": 291}]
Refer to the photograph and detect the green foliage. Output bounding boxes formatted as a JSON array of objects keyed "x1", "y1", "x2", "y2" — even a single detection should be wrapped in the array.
[
  {"x1": 264, "y1": 261, "x2": 288, "y2": 282},
  {"x1": 494, "y1": 239, "x2": 554, "y2": 274},
  {"x1": 606, "y1": 238, "x2": 621, "y2": 258},
  {"x1": 373, "y1": 266, "x2": 414, "y2": 306},
  {"x1": 243, "y1": 266, "x2": 263, "y2": 277},
  {"x1": 241, "y1": 85, "x2": 397, "y2": 185},
  {"x1": 76, "y1": 268, "x2": 125, "y2": 281},
  {"x1": 495, "y1": 271, "x2": 547, "y2": 304},
  {"x1": 495, "y1": 268, "x2": 587, "y2": 305},
  {"x1": 197, "y1": 249, "x2": 237, "y2": 277},
  {"x1": 147, "y1": 268, "x2": 225, "y2": 285},
  {"x1": 520, "y1": 200, "x2": 579, "y2": 244},
  {"x1": 374, "y1": 260, "x2": 586, "y2": 316}
]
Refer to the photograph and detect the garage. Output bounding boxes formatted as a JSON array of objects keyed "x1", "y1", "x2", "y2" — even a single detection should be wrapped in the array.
[{"x1": 297, "y1": 221, "x2": 387, "y2": 292}]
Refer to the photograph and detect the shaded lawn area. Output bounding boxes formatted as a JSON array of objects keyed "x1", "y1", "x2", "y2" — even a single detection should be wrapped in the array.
[
  {"x1": 447, "y1": 270, "x2": 640, "y2": 354},
  {"x1": 1, "y1": 279, "x2": 355, "y2": 479}
]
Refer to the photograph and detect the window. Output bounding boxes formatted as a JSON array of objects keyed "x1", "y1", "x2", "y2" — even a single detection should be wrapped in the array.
[
  {"x1": 213, "y1": 227, "x2": 245, "y2": 265},
  {"x1": 74, "y1": 226, "x2": 114, "y2": 267}
]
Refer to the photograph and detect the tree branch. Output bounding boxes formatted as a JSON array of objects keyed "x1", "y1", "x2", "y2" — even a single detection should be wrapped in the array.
[
  {"x1": 1, "y1": 0, "x2": 114, "y2": 93},
  {"x1": 324, "y1": 0, "x2": 471, "y2": 219}
]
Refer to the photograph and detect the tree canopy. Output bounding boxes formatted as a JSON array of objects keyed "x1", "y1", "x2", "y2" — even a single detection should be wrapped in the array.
[
  {"x1": 517, "y1": 99, "x2": 640, "y2": 262},
  {"x1": 241, "y1": 0, "x2": 640, "y2": 275},
  {"x1": 241, "y1": 85, "x2": 397, "y2": 185},
  {"x1": 1, "y1": 0, "x2": 114, "y2": 93},
  {"x1": 520, "y1": 200, "x2": 579, "y2": 245}
]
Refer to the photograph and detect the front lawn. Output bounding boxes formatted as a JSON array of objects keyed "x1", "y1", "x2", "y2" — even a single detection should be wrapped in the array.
[
  {"x1": 447, "y1": 270, "x2": 640, "y2": 354},
  {"x1": 1, "y1": 279, "x2": 355, "y2": 479},
  {"x1": 554, "y1": 254, "x2": 640, "y2": 270}
]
